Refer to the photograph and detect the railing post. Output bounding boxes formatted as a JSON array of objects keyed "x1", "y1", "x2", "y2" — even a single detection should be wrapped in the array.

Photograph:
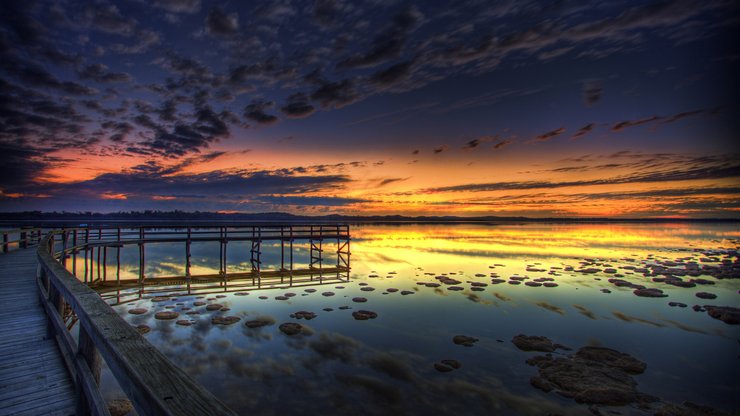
[
  {"x1": 185, "y1": 227, "x2": 191, "y2": 279},
  {"x1": 61, "y1": 230, "x2": 68, "y2": 267},
  {"x1": 76, "y1": 326, "x2": 102, "y2": 415},
  {"x1": 138, "y1": 228, "x2": 145, "y2": 283},
  {"x1": 3, "y1": 233, "x2": 8, "y2": 253},
  {"x1": 20, "y1": 231, "x2": 27, "y2": 249}
]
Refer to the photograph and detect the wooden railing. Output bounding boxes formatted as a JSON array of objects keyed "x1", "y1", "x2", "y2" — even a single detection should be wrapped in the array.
[
  {"x1": 51, "y1": 224, "x2": 351, "y2": 286},
  {"x1": 1, "y1": 227, "x2": 42, "y2": 253},
  {"x1": 37, "y1": 231, "x2": 238, "y2": 415}
]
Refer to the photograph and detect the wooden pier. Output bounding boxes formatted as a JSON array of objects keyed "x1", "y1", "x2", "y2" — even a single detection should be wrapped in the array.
[
  {"x1": 52, "y1": 225, "x2": 351, "y2": 304},
  {"x1": 0, "y1": 224, "x2": 350, "y2": 415},
  {"x1": 0, "y1": 248, "x2": 76, "y2": 415}
]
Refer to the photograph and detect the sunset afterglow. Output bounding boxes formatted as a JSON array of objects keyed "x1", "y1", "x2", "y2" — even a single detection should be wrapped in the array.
[{"x1": 0, "y1": 1, "x2": 738, "y2": 217}]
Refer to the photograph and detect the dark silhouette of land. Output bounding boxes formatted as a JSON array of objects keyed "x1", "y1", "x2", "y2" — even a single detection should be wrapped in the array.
[{"x1": 0, "y1": 210, "x2": 736, "y2": 228}]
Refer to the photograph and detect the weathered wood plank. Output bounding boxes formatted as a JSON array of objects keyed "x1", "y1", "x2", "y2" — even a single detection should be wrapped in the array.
[{"x1": 0, "y1": 248, "x2": 76, "y2": 416}]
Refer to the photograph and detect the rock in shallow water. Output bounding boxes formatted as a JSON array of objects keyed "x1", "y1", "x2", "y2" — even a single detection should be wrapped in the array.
[
  {"x1": 128, "y1": 308, "x2": 148, "y2": 315},
  {"x1": 695, "y1": 292, "x2": 717, "y2": 299},
  {"x1": 434, "y1": 359, "x2": 462, "y2": 372},
  {"x1": 290, "y1": 311, "x2": 317, "y2": 320},
  {"x1": 245, "y1": 318, "x2": 274, "y2": 328},
  {"x1": 704, "y1": 305, "x2": 740, "y2": 324},
  {"x1": 212, "y1": 316, "x2": 241, "y2": 325},
  {"x1": 278, "y1": 322, "x2": 303, "y2": 335},
  {"x1": 452, "y1": 335, "x2": 478, "y2": 347},
  {"x1": 154, "y1": 311, "x2": 179, "y2": 320},
  {"x1": 135, "y1": 324, "x2": 151, "y2": 334},
  {"x1": 352, "y1": 310, "x2": 378, "y2": 320},
  {"x1": 633, "y1": 288, "x2": 668, "y2": 298},
  {"x1": 526, "y1": 345, "x2": 651, "y2": 406},
  {"x1": 511, "y1": 334, "x2": 567, "y2": 352}
]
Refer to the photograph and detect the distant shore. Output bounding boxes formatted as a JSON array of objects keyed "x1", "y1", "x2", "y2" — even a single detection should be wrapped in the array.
[{"x1": 0, "y1": 211, "x2": 737, "y2": 228}]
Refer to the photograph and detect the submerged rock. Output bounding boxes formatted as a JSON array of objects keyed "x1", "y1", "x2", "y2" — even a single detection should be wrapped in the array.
[
  {"x1": 696, "y1": 292, "x2": 717, "y2": 299},
  {"x1": 512, "y1": 334, "x2": 566, "y2": 352},
  {"x1": 452, "y1": 335, "x2": 479, "y2": 347},
  {"x1": 434, "y1": 360, "x2": 461, "y2": 373},
  {"x1": 290, "y1": 311, "x2": 317, "y2": 320},
  {"x1": 279, "y1": 322, "x2": 303, "y2": 335},
  {"x1": 575, "y1": 346, "x2": 647, "y2": 374},
  {"x1": 633, "y1": 288, "x2": 668, "y2": 298},
  {"x1": 175, "y1": 320, "x2": 193, "y2": 326},
  {"x1": 321, "y1": 291, "x2": 335, "y2": 297},
  {"x1": 154, "y1": 311, "x2": 179, "y2": 320},
  {"x1": 128, "y1": 308, "x2": 148, "y2": 315},
  {"x1": 352, "y1": 310, "x2": 378, "y2": 320},
  {"x1": 135, "y1": 324, "x2": 151, "y2": 334},
  {"x1": 205, "y1": 304, "x2": 224, "y2": 311},
  {"x1": 212, "y1": 316, "x2": 241, "y2": 325},
  {"x1": 704, "y1": 306, "x2": 740, "y2": 325},
  {"x1": 352, "y1": 297, "x2": 368, "y2": 303},
  {"x1": 400, "y1": 290, "x2": 415, "y2": 295},
  {"x1": 526, "y1": 346, "x2": 651, "y2": 406},
  {"x1": 245, "y1": 318, "x2": 274, "y2": 328}
]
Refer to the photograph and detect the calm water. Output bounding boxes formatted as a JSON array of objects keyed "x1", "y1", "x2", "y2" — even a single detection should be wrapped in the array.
[{"x1": 89, "y1": 223, "x2": 739, "y2": 415}]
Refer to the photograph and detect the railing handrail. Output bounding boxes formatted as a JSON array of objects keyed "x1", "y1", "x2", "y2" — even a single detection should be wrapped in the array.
[
  {"x1": 37, "y1": 231, "x2": 237, "y2": 416},
  {"x1": 50, "y1": 224, "x2": 350, "y2": 254},
  {"x1": 1, "y1": 227, "x2": 42, "y2": 253}
]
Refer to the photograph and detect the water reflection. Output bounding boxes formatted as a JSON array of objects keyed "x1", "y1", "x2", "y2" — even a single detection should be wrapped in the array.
[{"x1": 106, "y1": 223, "x2": 738, "y2": 415}]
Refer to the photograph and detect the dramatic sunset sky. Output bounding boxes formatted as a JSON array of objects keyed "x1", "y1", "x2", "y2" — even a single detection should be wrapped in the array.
[{"x1": 0, "y1": 0, "x2": 738, "y2": 217}]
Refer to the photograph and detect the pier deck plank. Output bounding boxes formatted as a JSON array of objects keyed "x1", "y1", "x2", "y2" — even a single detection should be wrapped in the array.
[{"x1": 0, "y1": 249, "x2": 76, "y2": 416}]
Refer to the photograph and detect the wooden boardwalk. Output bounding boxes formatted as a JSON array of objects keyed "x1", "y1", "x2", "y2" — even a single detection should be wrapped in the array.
[{"x1": 0, "y1": 249, "x2": 76, "y2": 416}]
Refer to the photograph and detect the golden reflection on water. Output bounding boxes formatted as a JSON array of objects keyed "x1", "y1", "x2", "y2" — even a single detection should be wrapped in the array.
[
  {"x1": 351, "y1": 222, "x2": 739, "y2": 266},
  {"x1": 92, "y1": 222, "x2": 739, "y2": 415}
]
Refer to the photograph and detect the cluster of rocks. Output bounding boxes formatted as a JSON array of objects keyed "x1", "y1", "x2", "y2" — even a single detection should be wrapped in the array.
[{"x1": 521, "y1": 340, "x2": 653, "y2": 406}]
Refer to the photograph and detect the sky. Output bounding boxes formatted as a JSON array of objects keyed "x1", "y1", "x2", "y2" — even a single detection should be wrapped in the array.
[{"x1": 0, "y1": 0, "x2": 738, "y2": 218}]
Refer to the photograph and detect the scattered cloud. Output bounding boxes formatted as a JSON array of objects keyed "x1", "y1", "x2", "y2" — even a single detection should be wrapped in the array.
[
  {"x1": 433, "y1": 145, "x2": 448, "y2": 154},
  {"x1": 280, "y1": 93, "x2": 315, "y2": 118},
  {"x1": 205, "y1": 6, "x2": 239, "y2": 37},
  {"x1": 535, "y1": 127, "x2": 566, "y2": 141},
  {"x1": 426, "y1": 163, "x2": 740, "y2": 193},
  {"x1": 244, "y1": 100, "x2": 278, "y2": 125},
  {"x1": 571, "y1": 123, "x2": 595, "y2": 140},
  {"x1": 493, "y1": 140, "x2": 512, "y2": 150}
]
